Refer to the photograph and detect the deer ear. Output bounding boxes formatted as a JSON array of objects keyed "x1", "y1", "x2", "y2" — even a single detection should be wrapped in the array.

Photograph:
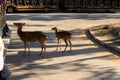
[
  {"x1": 13, "y1": 23, "x2": 16, "y2": 25},
  {"x1": 22, "y1": 23, "x2": 25, "y2": 25},
  {"x1": 55, "y1": 27, "x2": 57, "y2": 28},
  {"x1": 53, "y1": 26, "x2": 56, "y2": 28}
]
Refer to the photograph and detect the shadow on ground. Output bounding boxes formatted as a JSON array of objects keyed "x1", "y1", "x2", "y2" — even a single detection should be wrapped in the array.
[
  {"x1": 6, "y1": 25, "x2": 120, "y2": 80},
  {"x1": 7, "y1": 13, "x2": 120, "y2": 21}
]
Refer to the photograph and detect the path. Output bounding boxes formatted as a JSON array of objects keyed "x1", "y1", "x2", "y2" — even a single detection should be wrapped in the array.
[{"x1": 5, "y1": 13, "x2": 120, "y2": 80}]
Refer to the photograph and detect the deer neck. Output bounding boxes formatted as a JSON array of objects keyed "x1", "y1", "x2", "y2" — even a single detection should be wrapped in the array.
[
  {"x1": 17, "y1": 26, "x2": 23, "y2": 33},
  {"x1": 55, "y1": 29, "x2": 59, "y2": 34}
]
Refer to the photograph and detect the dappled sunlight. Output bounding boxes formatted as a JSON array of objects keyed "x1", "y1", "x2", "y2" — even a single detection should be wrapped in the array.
[
  {"x1": 6, "y1": 13, "x2": 120, "y2": 31},
  {"x1": 7, "y1": 13, "x2": 120, "y2": 21},
  {"x1": 6, "y1": 13, "x2": 120, "y2": 80},
  {"x1": 7, "y1": 50, "x2": 118, "y2": 80}
]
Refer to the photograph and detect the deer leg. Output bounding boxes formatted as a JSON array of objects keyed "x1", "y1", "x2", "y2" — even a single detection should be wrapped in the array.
[
  {"x1": 42, "y1": 44, "x2": 46, "y2": 57},
  {"x1": 40, "y1": 45, "x2": 46, "y2": 58},
  {"x1": 59, "y1": 40, "x2": 62, "y2": 50},
  {"x1": 39, "y1": 41, "x2": 44, "y2": 57},
  {"x1": 26, "y1": 42, "x2": 30, "y2": 56},
  {"x1": 43, "y1": 36, "x2": 46, "y2": 55},
  {"x1": 56, "y1": 39, "x2": 60, "y2": 51},
  {"x1": 23, "y1": 41, "x2": 27, "y2": 56},
  {"x1": 42, "y1": 41, "x2": 46, "y2": 57},
  {"x1": 40, "y1": 46, "x2": 43, "y2": 56},
  {"x1": 63, "y1": 39, "x2": 68, "y2": 53},
  {"x1": 42, "y1": 39, "x2": 46, "y2": 53},
  {"x1": 43, "y1": 44, "x2": 46, "y2": 53},
  {"x1": 68, "y1": 39, "x2": 72, "y2": 52}
]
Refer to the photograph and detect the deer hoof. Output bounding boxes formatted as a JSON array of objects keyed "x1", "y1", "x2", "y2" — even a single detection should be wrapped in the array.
[
  {"x1": 41, "y1": 55, "x2": 44, "y2": 58},
  {"x1": 39, "y1": 54, "x2": 42, "y2": 56},
  {"x1": 22, "y1": 54, "x2": 25, "y2": 56},
  {"x1": 27, "y1": 54, "x2": 30, "y2": 56}
]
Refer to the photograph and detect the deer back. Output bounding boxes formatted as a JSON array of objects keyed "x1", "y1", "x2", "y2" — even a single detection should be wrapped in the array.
[{"x1": 57, "y1": 31, "x2": 71, "y2": 39}]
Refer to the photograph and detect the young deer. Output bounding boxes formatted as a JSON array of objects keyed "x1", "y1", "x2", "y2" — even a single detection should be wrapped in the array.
[
  {"x1": 51, "y1": 27, "x2": 72, "y2": 53},
  {"x1": 13, "y1": 23, "x2": 47, "y2": 57}
]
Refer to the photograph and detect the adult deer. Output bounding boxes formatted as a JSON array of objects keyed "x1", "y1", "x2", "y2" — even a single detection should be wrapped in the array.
[
  {"x1": 13, "y1": 23, "x2": 47, "y2": 57},
  {"x1": 51, "y1": 27, "x2": 72, "y2": 53}
]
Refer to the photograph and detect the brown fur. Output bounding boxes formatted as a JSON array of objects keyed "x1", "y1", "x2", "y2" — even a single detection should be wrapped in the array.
[
  {"x1": 51, "y1": 27, "x2": 72, "y2": 53},
  {"x1": 13, "y1": 23, "x2": 47, "y2": 57}
]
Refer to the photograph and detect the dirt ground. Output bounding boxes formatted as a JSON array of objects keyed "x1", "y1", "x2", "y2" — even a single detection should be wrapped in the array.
[{"x1": 5, "y1": 13, "x2": 120, "y2": 80}]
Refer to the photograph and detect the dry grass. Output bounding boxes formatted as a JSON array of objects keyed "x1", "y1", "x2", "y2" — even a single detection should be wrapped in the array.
[{"x1": 91, "y1": 23, "x2": 120, "y2": 46}]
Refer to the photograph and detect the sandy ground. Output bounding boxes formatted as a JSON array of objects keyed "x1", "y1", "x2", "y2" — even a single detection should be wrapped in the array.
[{"x1": 5, "y1": 13, "x2": 120, "y2": 80}]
